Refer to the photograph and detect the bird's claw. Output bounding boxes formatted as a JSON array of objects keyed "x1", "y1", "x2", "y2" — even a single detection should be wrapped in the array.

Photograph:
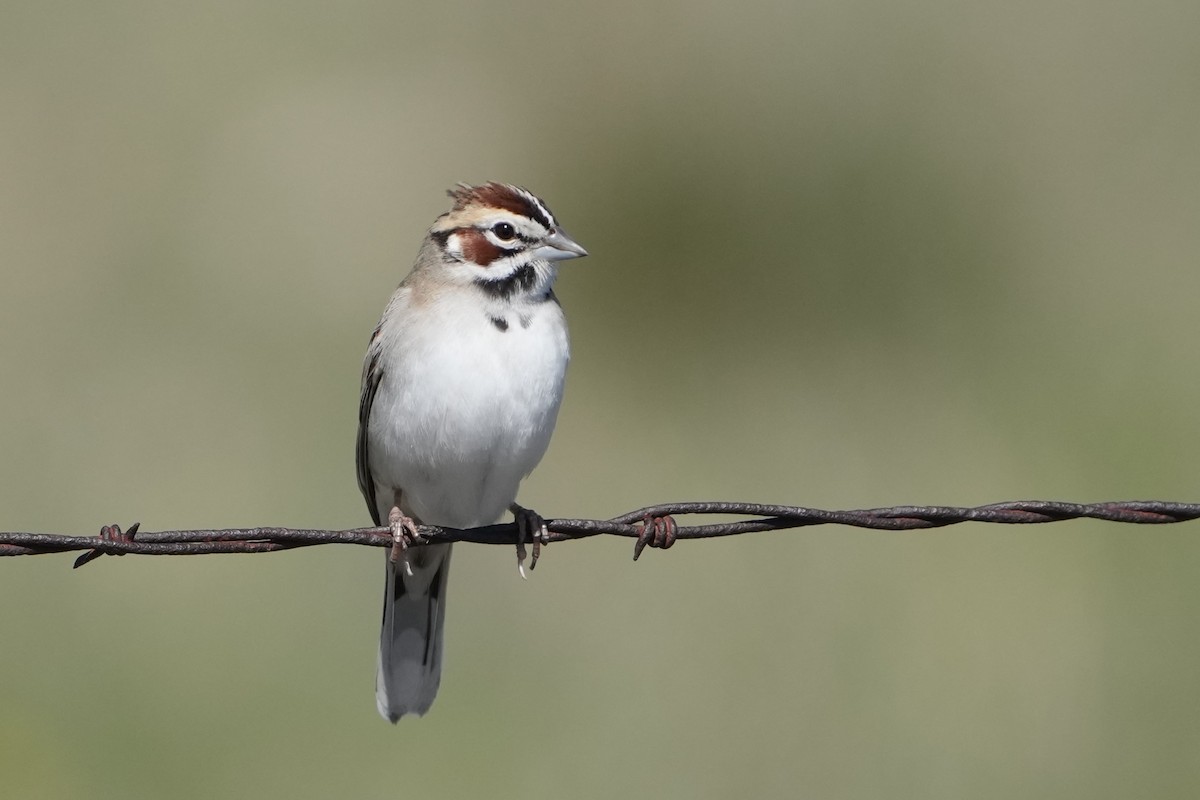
[
  {"x1": 512, "y1": 504, "x2": 549, "y2": 579},
  {"x1": 633, "y1": 514, "x2": 678, "y2": 561},
  {"x1": 387, "y1": 507, "x2": 424, "y2": 577}
]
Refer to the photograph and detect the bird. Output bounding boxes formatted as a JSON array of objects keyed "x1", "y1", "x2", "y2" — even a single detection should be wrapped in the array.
[{"x1": 356, "y1": 182, "x2": 587, "y2": 722}]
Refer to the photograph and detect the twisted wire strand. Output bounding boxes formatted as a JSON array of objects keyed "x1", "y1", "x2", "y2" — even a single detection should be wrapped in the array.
[{"x1": 0, "y1": 499, "x2": 1196, "y2": 567}]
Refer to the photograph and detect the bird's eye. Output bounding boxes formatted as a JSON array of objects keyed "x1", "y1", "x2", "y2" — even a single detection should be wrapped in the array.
[{"x1": 491, "y1": 222, "x2": 516, "y2": 241}]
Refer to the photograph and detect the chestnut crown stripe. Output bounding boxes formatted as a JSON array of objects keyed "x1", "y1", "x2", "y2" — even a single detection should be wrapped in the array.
[{"x1": 446, "y1": 182, "x2": 556, "y2": 231}]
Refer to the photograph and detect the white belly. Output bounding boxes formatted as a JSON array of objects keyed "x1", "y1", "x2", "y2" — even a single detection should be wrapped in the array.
[{"x1": 367, "y1": 294, "x2": 569, "y2": 528}]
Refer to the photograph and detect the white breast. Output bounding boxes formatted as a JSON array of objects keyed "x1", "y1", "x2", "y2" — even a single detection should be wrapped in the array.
[{"x1": 366, "y1": 289, "x2": 569, "y2": 528}]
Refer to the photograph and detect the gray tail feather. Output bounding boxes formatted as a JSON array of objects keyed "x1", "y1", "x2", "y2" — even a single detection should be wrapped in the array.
[{"x1": 376, "y1": 543, "x2": 452, "y2": 722}]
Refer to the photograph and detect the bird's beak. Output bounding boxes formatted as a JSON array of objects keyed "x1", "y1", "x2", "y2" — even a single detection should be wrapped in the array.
[{"x1": 534, "y1": 228, "x2": 588, "y2": 262}]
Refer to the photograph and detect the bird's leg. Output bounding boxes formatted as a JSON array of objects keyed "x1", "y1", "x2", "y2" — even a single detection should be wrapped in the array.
[
  {"x1": 633, "y1": 514, "x2": 678, "y2": 561},
  {"x1": 510, "y1": 503, "x2": 549, "y2": 579},
  {"x1": 387, "y1": 506, "x2": 424, "y2": 578}
]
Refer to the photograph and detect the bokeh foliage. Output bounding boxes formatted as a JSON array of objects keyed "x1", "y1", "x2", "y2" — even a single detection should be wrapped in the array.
[{"x1": 2, "y1": 2, "x2": 1200, "y2": 798}]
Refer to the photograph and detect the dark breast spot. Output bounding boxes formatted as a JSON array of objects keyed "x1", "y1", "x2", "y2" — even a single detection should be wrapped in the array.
[{"x1": 490, "y1": 316, "x2": 509, "y2": 332}]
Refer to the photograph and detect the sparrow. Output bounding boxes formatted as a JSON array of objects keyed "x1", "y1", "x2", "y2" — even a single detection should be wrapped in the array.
[{"x1": 356, "y1": 182, "x2": 587, "y2": 722}]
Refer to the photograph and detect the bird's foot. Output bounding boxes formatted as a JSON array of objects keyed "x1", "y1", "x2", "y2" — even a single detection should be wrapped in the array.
[
  {"x1": 511, "y1": 503, "x2": 549, "y2": 579},
  {"x1": 633, "y1": 514, "x2": 678, "y2": 561},
  {"x1": 387, "y1": 507, "x2": 424, "y2": 577}
]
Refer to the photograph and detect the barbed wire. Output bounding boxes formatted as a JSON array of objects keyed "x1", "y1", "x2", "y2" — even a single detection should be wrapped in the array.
[{"x1": 1, "y1": 499, "x2": 1197, "y2": 569}]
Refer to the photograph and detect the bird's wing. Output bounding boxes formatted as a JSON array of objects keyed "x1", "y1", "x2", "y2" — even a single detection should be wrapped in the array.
[{"x1": 356, "y1": 323, "x2": 385, "y2": 527}]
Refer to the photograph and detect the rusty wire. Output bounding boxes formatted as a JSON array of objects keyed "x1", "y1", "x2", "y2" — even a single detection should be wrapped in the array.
[{"x1": 0, "y1": 499, "x2": 1197, "y2": 569}]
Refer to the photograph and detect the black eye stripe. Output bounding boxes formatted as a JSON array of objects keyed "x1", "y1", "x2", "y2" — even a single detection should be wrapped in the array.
[{"x1": 482, "y1": 225, "x2": 535, "y2": 246}]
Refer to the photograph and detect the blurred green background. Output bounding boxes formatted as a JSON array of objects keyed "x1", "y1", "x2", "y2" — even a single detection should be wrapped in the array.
[{"x1": 3, "y1": 2, "x2": 1200, "y2": 798}]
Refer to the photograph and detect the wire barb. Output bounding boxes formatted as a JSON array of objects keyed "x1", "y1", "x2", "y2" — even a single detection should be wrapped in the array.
[
  {"x1": 1, "y1": 499, "x2": 1198, "y2": 564},
  {"x1": 633, "y1": 514, "x2": 678, "y2": 561},
  {"x1": 73, "y1": 522, "x2": 141, "y2": 569}
]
